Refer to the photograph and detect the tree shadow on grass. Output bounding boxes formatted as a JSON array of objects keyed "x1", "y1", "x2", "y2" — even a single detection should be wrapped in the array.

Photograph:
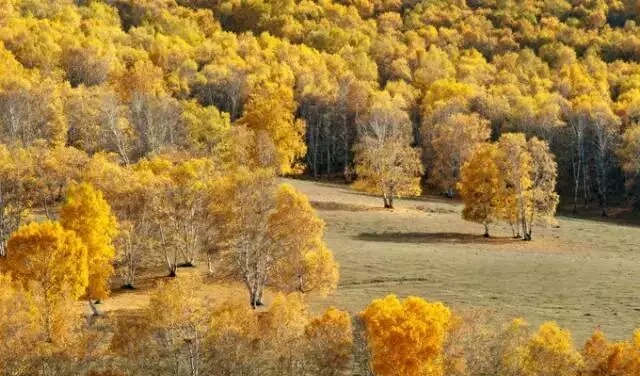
[
  {"x1": 354, "y1": 232, "x2": 522, "y2": 245},
  {"x1": 310, "y1": 200, "x2": 374, "y2": 212}
]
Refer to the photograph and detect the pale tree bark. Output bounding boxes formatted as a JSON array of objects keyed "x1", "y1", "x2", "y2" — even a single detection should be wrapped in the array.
[
  {"x1": 101, "y1": 93, "x2": 131, "y2": 165},
  {"x1": 159, "y1": 226, "x2": 179, "y2": 277},
  {"x1": 568, "y1": 117, "x2": 587, "y2": 213},
  {"x1": 592, "y1": 115, "x2": 619, "y2": 217},
  {"x1": 230, "y1": 174, "x2": 279, "y2": 308}
]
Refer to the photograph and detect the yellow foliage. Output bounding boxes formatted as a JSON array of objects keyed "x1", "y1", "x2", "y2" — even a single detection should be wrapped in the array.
[
  {"x1": 361, "y1": 294, "x2": 451, "y2": 376},
  {"x1": 60, "y1": 182, "x2": 119, "y2": 301},
  {"x1": 261, "y1": 292, "x2": 310, "y2": 342},
  {"x1": 0, "y1": 145, "x2": 34, "y2": 256},
  {"x1": 237, "y1": 82, "x2": 307, "y2": 174},
  {"x1": 458, "y1": 142, "x2": 502, "y2": 236},
  {"x1": 4, "y1": 221, "x2": 88, "y2": 300},
  {"x1": 353, "y1": 91, "x2": 423, "y2": 208},
  {"x1": 353, "y1": 140, "x2": 423, "y2": 208},
  {"x1": 618, "y1": 124, "x2": 640, "y2": 184},
  {"x1": 224, "y1": 172, "x2": 338, "y2": 306},
  {"x1": 209, "y1": 299, "x2": 258, "y2": 340},
  {"x1": 3, "y1": 221, "x2": 88, "y2": 342},
  {"x1": 146, "y1": 276, "x2": 207, "y2": 333},
  {"x1": 306, "y1": 307, "x2": 354, "y2": 376},
  {"x1": 115, "y1": 59, "x2": 166, "y2": 100},
  {"x1": 302, "y1": 244, "x2": 339, "y2": 295},
  {"x1": 431, "y1": 113, "x2": 491, "y2": 193},
  {"x1": 582, "y1": 329, "x2": 640, "y2": 375},
  {"x1": 0, "y1": 273, "x2": 42, "y2": 371},
  {"x1": 181, "y1": 99, "x2": 231, "y2": 156},
  {"x1": 270, "y1": 183, "x2": 339, "y2": 295},
  {"x1": 519, "y1": 322, "x2": 583, "y2": 376},
  {"x1": 422, "y1": 79, "x2": 476, "y2": 124},
  {"x1": 31, "y1": 146, "x2": 89, "y2": 217}
]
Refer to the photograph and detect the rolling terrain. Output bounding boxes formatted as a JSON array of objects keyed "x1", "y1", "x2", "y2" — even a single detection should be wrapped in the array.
[
  {"x1": 96, "y1": 178, "x2": 640, "y2": 344},
  {"x1": 290, "y1": 179, "x2": 640, "y2": 343}
]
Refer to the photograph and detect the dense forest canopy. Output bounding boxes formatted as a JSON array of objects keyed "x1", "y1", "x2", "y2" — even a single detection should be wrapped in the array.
[
  {"x1": 2, "y1": 0, "x2": 640, "y2": 212},
  {"x1": 2, "y1": 1, "x2": 640, "y2": 375}
]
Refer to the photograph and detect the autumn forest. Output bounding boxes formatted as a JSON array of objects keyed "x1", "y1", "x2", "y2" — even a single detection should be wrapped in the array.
[{"x1": 1, "y1": 0, "x2": 640, "y2": 375}]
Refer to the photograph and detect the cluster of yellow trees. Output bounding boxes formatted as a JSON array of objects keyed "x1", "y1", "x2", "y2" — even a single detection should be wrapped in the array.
[
  {"x1": 457, "y1": 133, "x2": 559, "y2": 240},
  {"x1": 1, "y1": 0, "x2": 640, "y2": 373},
  {"x1": 0, "y1": 180, "x2": 118, "y2": 366},
  {"x1": 109, "y1": 281, "x2": 354, "y2": 375},
  {"x1": 4, "y1": 0, "x2": 640, "y2": 214},
  {"x1": 0, "y1": 145, "x2": 339, "y2": 293},
  {"x1": 0, "y1": 144, "x2": 341, "y2": 373}
]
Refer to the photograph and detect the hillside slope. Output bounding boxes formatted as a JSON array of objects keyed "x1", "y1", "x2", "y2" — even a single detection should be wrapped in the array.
[{"x1": 288, "y1": 179, "x2": 640, "y2": 342}]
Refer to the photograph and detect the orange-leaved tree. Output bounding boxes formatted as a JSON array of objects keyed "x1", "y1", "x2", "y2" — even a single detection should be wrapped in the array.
[
  {"x1": 2, "y1": 221, "x2": 88, "y2": 343},
  {"x1": 582, "y1": 329, "x2": 640, "y2": 375},
  {"x1": 361, "y1": 294, "x2": 451, "y2": 376},
  {"x1": 60, "y1": 182, "x2": 119, "y2": 306},
  {"x1": 457, "y1": 142, "x2": 503, "y2": 237}
]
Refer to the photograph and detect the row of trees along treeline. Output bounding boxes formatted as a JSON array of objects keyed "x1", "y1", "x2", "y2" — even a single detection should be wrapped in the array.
[
  {"x1": 1, "y1": 278, "x2": 640, "y2": 375},
  {"x1": 5, "y1": 0, "x2": 640, "y2": 216}
]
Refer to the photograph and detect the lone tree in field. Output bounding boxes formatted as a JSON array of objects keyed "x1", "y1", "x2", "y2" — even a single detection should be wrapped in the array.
[
  {"x1": 498, "y1": 134, "x2": 559, "y2": 241},
  {"x1": 60, "y1": 182, "x2": 119, "y2": 311},
  {"x1": 457, "y1": 143, "x2": 503, "y2": 237},
  {"x1": 226, "y1": 169, "x2": 338, "y2": 308},
  {"x1": 353, "y1": 91, "x2": 423, "y2": 209}
]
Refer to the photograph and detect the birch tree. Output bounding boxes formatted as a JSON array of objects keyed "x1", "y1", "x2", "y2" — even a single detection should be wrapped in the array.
[
  {"x1": 226, "y1": 169, "x2": 338, "y2": 307},
  {"x1": 353, "y1": 91, "x2": 423, "y2": 209},
  {"x1": 430, "y1": 113, "x2": 491, "y2": 196},
  {"x1": 0, "y1": 146, "x2": 34, "y2": 257}
]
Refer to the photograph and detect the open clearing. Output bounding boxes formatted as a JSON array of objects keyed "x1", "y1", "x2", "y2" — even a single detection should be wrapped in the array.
[
  {"x1": 96, "y1": 178, "x2": 640, "y2": 344},
  {"x1": 288, "y1": 179, "x2": 640, "y2": 343}
]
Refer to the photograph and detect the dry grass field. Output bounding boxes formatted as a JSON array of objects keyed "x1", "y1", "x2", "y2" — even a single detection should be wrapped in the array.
[
  {"x1": 95, "y1": 178, "x2": 640, "y2": 344},
  {"x1": 288, "y1": 179, "x2": 640, "y2": 343}
]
